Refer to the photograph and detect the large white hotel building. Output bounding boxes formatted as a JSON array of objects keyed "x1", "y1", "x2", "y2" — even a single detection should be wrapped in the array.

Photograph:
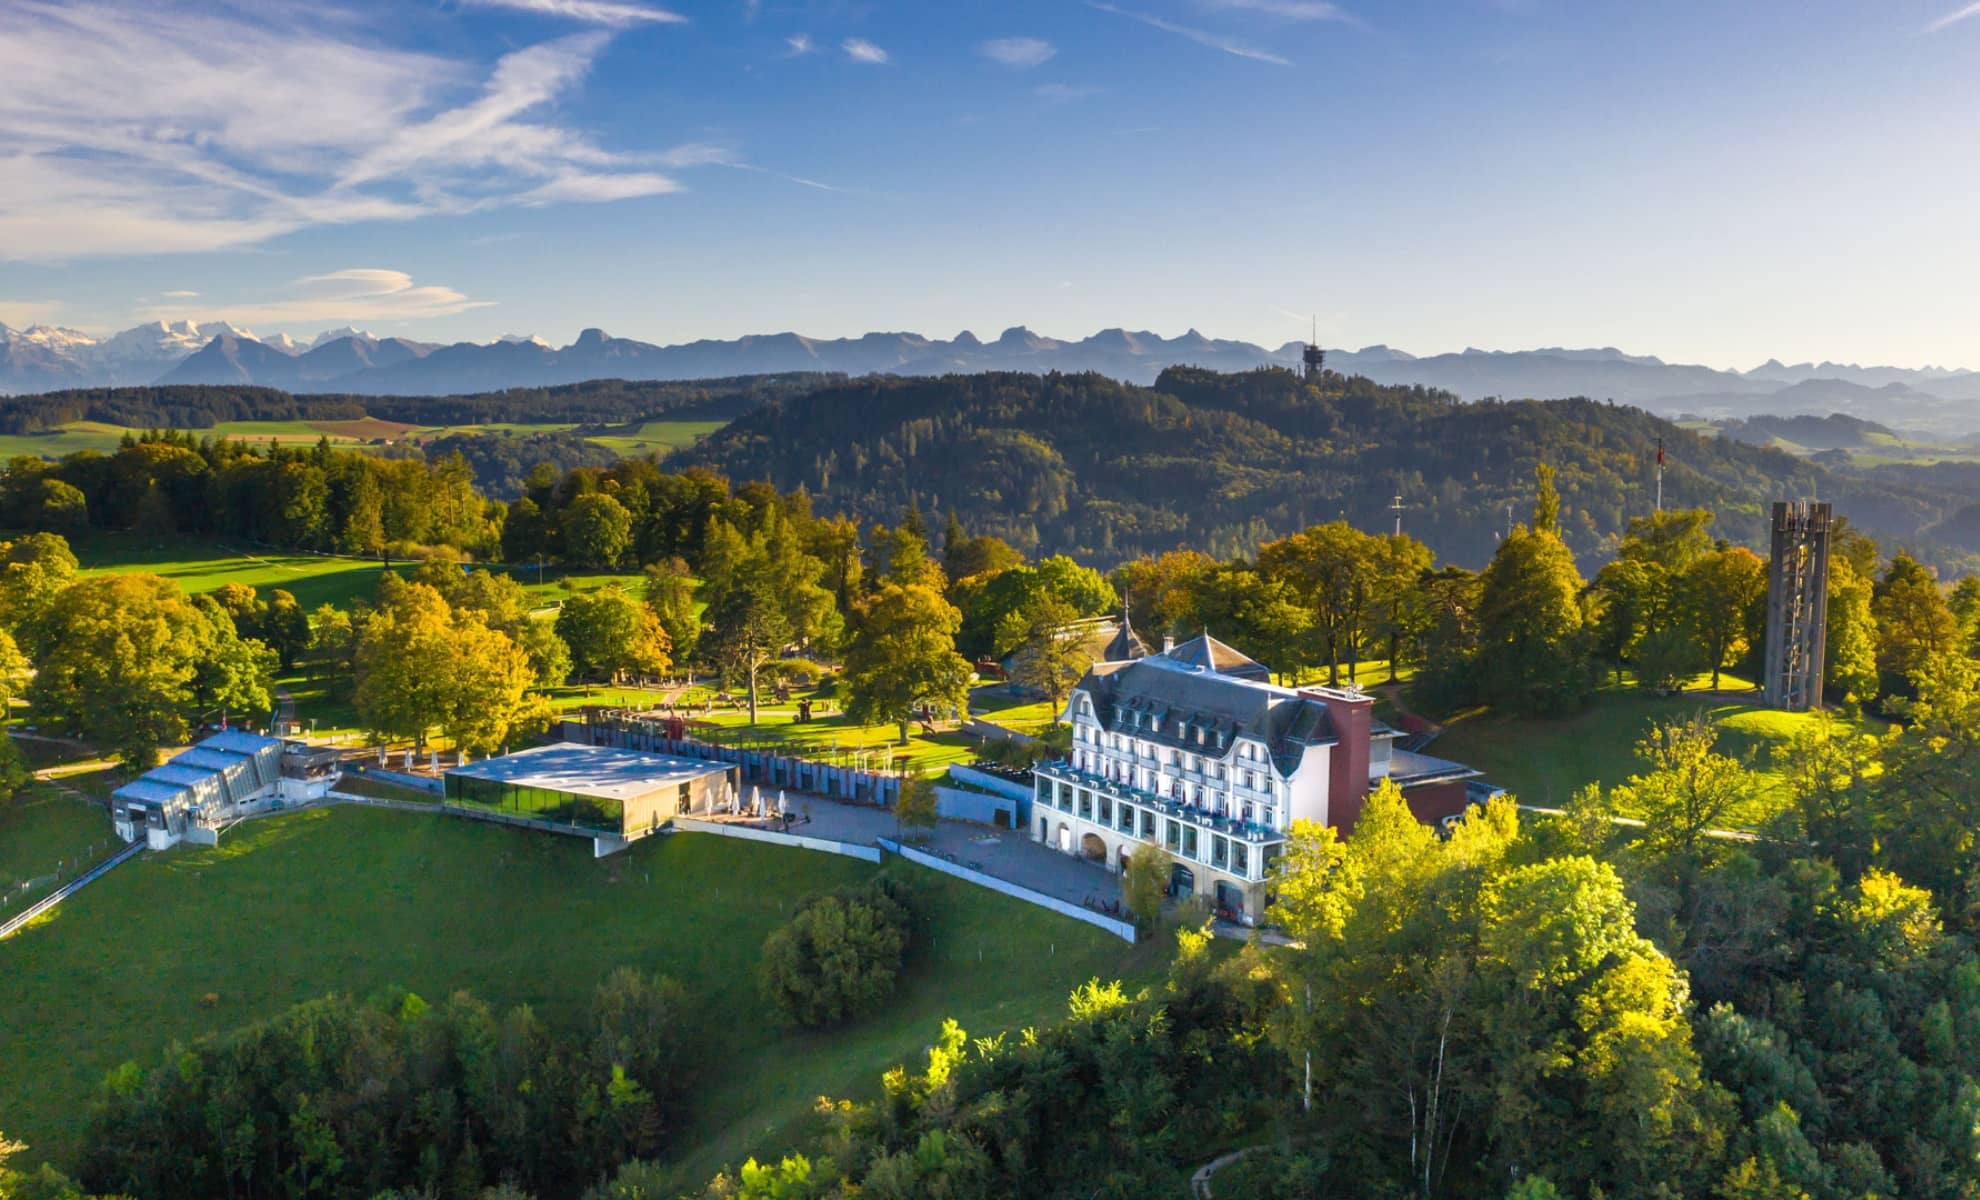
[{"x1": 1031, "y1": 625, "x2": 1479, "y2": 923}]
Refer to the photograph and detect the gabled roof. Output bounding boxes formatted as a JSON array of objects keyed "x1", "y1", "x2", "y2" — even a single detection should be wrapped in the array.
[
  {"x1": 1160, "y1": 633, "x2": 1272, "y2": 683},
  {"x1": 1071, "y1": 652, "x2": 1337, "y2": 777}
]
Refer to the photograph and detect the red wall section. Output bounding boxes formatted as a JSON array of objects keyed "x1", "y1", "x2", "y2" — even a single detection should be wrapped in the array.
[{"x1": 1306, "y1": 689, "x2": 1372, "y2": 831}]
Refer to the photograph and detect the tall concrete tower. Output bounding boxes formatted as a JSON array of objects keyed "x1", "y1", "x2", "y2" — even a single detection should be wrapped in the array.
[
  {"x1": 1303, "y1": 317, "x2": 1325, "y2": 383},
  {"x1": 1762, "y1": 501, "x2": 1832, "y2": 711}
]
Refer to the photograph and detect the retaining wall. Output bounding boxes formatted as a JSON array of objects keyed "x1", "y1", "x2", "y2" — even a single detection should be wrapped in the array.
[
  {"x1": 347, "y1": 765, "x2": 445, "y2": 795},
  {"x1": 877, "y1": 837, "x2": 1137, "y2": 943},
  {"x1": 932, "y1": 786, "x2": 1018, "y2": 828},
  {"x1": 670, "y1": 817, "x2": 883, "y2": 862},
  {"x1": 574, "y1": 719, "x2": 904, "y2": 807}
]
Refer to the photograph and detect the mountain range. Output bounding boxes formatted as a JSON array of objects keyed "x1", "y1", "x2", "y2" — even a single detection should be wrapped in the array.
[{"x1": 5, "y1": 320, "x2": 1978, "y2": 432}]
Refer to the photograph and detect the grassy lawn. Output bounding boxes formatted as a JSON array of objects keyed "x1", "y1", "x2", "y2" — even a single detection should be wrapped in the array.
[
  {"x1": 0, "y1": 806, "x2": 1156, "y2": 1185},
  {"x1": 967, "y1": 688, "x2": 1059, "y2": 734},
  {"x1": 69, "y1": 532, "x2": 398, "y2": 612},
  {"x1": 585, "y1": 418, "x2": 727, "y2": 457},
  {"x1": 0, "y1": 787, "x2": 115, "y2": 913},
  {"x1": 0, "y1": 416, "x2": 727, "y2": 464},
  {"x1": 1432, "y1": 679, "x2": 1881, "y2": 823},
  {"x1": 690, "y1": 702, "x2": 982, "y2": 775},
  {"x1": 0, "y1": 422, "x2": 133, "y2": 459}
]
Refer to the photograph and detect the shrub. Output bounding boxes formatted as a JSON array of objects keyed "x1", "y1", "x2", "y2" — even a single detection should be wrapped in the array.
[
  {"x1": 759, "y1": 878, "x2": 914, "y2": 1027},
  {"x1": 766, "y1": 658, "x2": 824, "y2": 686}
]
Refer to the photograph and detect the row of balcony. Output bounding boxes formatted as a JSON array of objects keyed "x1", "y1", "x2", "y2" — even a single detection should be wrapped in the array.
[{"x1": 1036, "y1": 760, "x2": 1285, "y2": 845}]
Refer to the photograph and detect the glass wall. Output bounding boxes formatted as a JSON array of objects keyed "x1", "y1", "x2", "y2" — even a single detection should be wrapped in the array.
[{"x1": 444, "y1": 774, "x2": 624, "y2": 833}]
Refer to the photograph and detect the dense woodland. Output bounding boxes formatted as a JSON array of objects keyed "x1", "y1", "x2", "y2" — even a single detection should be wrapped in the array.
[
  {"x1": 669, "y1": 367, "x2": 1980, "y2": 568},
  {"x1": 12, "y1": 368, "x2": 1980, "y2": 566},
  {"x1": 0, "y1": 376, "x2": 829, "y2": 437}
]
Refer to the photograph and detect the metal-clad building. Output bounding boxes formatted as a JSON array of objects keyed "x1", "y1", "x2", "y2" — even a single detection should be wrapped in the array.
[{"x1": 111, "y1": 732, "x2": 288, "y2": 849}]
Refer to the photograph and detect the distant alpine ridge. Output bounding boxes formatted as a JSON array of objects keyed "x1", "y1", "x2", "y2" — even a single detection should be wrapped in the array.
[{"x1": 4, "y1": 320, "x2": 1978, "y2": 430}]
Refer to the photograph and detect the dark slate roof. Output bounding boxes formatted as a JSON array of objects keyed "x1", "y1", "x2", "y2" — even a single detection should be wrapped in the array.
[
  {"x1": 1160, "y1": 633, "x2": 1272, "y2": 682},
  {"x1": 1074, "y1": 652, "x2": 1336, "y2": 777},
  {"x1": 1101, "y1": 611, "x2": 1149, "y2": 663}
]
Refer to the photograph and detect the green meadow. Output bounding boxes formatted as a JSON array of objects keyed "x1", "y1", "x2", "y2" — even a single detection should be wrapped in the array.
[{"x1": 0, "y1": 806, "x2": 1157, "y2": 1188}]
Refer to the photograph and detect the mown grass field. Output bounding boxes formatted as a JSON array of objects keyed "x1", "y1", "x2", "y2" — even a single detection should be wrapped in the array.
[
  {"x1": 0, "y1": 415, "x2": 722, "y2": 462},
  {"x1": 67, "y1": 533, "x2": 648, "y2": 617},
  {"x1": 70, "y1": 533, "x2": 399, "y2": 611},
  {"x1": 0, "y1": 786, "x2": 115, "y2": 913},
  {"x1": 0, "y1": 806, "x2": 1159, "y2": 1186},
  {"x1": 1432, "y1": 676, "x2": 1882, "y2": 823},
  {"x1": 691, "y1": 702, "x2": 982, "y2": 775},
  {"x1": 585, "y1": 418, "x2": 727, "y2": 456}
]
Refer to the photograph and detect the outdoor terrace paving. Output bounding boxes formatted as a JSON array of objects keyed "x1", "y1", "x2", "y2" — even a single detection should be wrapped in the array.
[{"x1": 732, "y1": 787, "x2": 1125, "y2": 910}]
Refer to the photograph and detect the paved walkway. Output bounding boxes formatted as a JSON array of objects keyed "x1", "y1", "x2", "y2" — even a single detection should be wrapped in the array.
[{"x1": 746, "y1": 788, "x2": 1125, "y2": 910}]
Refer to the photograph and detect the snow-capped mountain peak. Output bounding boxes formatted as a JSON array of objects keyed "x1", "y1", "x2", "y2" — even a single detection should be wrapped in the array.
[
  {"x1": 308, "y1": 326, "x2": 376, "y2": 350},
  {"x1": 497, "y1": 333, "x2": 550, "y2": 348}
]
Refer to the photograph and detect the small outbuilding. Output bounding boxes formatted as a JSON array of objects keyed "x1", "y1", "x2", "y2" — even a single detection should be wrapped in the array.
[
  {"x1": 111, "y1": 731, "x2": 327, "y2": 849},
  {"x1": 442, "y1": 741, "x2": 738, "y2": 851}
]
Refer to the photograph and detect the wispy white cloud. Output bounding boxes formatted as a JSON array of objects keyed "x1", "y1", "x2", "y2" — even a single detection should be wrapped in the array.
[
  {"x1": 458, "y1": 0, "x2": 687, "y2": 27},
  {"x1": 643, "y1": 139, "x2": 851, "y2": 193},
  {"x1": 842, "y1": 37, "x2": 890, "y2": 64},
  {"x1": 980, "y1": 37, "x2": 1058, "y2": 68},
  {"x1": 1035, "y1": 82, "x2": 1105, "y2": 102},
  {"x1": 1924, "y1": 1, "x2": 1980, "y2": 31},
  {"x1": 1198, "y1": 0, "x2": 1355, "y2": 20},
  {"x1": 0, "y1": 2, "x2": 691, "y2": 261},
  {"x1": 786, "y1": 32, "x2": 816, "y2": 55},
  {"x1": 1086, "y1": 2, "x2": 1291, "y2": 65},
  {"x1": 161, "y1": 289, "x2": 199, "y2": 299},
  {"x1": 136, "y1": 268, "x2": 492, "y2": 326}
]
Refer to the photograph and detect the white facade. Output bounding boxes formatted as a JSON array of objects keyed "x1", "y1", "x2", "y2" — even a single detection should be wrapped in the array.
[{"x1": 1029, "y1": 639, "x2": 1362, "y2": 922}]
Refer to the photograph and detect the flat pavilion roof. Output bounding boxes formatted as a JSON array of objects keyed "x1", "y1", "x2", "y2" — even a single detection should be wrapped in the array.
[{"x1": 445, "y1": 741, "x2": 729, "y2": 804}]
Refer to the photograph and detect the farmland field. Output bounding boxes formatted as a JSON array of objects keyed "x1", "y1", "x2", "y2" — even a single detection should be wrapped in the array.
[
  {"x1": 0, "y1": 806, "x2": 1158, "y2": 1187},
  {"x1": 0, "y1": 415, "x2": 722, "y2": 461},
  {"x1": 584, "y1": 417, "x2": 727, "y2": 456}
]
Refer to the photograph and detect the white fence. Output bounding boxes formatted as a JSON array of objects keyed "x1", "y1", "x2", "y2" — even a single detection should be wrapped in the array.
[
  {"x1": 877, "y1": 837, "x2": 1137, "y2": 943},
  {"x1": 670, "y1": 817, "x2": 883, "y2": 863},
  {"x1": 0, "y1": 840, "x2": 147, "y2": 942}
]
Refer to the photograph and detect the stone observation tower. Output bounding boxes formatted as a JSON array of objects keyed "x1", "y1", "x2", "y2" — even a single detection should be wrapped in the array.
[{"x1": 1762, "y1": 501, "x2": 1832, "y2": 712}]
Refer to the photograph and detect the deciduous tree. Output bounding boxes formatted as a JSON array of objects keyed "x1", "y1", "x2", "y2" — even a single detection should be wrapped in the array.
[
  {"x1": 28, "y1": 574, "x2": 272, "y2": 768},
  {"x1": 842, "y1": 582, "x2": 972, "y2": 743}
]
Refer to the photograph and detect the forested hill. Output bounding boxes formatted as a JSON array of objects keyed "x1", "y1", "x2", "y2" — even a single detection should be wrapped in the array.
[
  {"x1": 0, "y1": 373, "x2": 838, "y2": 434},
  {"x1": 670, "y1": 367, "x2": 1953, "y2": 568}
]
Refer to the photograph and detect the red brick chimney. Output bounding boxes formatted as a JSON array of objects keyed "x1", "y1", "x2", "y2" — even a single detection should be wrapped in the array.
[{"x1": 1304, "y1": 688, "x2": 1372, "y2": 831}]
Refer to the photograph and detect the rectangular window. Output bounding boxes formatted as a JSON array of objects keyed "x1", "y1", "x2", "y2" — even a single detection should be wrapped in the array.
[
  {"x1": 1212, "y1": 835, "x2": 1228, "y2": 868},
  {"x1": 1233, "y1": 843, "x2": 1248, "y2": 877},
  {"x1": 1263, "y1": 806, "x2": 1277, "y2": 828},
  {"x1": 1098, "y1": 796, "x2": 1112, "y2": 824},
  {"x1": 1165, "y1": 819, "x2": 1181, "y2": 851},
  {"x1": 1078, "y1": 791, "x2": 1093, "y2": 820},
  {"x1": 1182, "y1": 826, "x2": 1198, "y2": 859},
  {"x1": 1141, "y1": 809, "x2": 1157, "y2": 839},
  {"x1": 1118, "y1": 803, "x2": 1134, "y2": 833}
]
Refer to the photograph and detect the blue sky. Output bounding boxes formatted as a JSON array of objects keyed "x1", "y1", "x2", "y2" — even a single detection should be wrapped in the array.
[{"x1": 2, "y1": 0, "x2": 1978, "y2": 369}]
